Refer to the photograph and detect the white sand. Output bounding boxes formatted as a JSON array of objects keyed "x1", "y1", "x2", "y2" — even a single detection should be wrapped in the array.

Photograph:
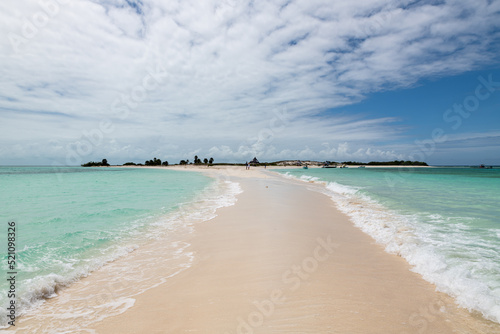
[{"x1": 13, "y1": 166, "x2": 499, "y2": 333}]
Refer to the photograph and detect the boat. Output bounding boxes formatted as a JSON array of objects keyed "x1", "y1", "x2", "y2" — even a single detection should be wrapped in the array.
[
  {"x1": 473, "y1": 164, "x2": 493, "y2": 169},
  {"x1": 358, "y1": 166, "x2": 365, "y2": 168},
  {"x1": 303, "y1": 165, "x2": 308, "y2": 169}
]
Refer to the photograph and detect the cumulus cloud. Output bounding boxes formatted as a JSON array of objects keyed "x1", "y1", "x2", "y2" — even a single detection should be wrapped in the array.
[{"x1": 1, "y1": 0, "x2": 499, "y2": 164}]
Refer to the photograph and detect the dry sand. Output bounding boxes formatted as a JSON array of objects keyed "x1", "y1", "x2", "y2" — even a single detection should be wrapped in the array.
[{"x1": 11, "y1": 166, "x2": 499, "y2": 333}]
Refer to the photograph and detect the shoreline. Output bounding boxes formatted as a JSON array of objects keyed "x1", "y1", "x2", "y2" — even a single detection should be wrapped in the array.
[
  {"x1": 95, "y1": 166, "x2": 497, "y2": 333},
  {"x1": 11, "y1": 166, "x2": 499, "y2": 333},
  {"x1": 111, "y1": 164, "x2": 435, "y2": 169}
]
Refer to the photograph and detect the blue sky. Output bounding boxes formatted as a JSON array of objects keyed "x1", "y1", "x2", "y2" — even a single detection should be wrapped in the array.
[
  {"x1": 1, "y1": 0, "x2": 500, "y2": 165},
  {"x1": 333, "y1": 68, "x2": 500, "y2": 164}
]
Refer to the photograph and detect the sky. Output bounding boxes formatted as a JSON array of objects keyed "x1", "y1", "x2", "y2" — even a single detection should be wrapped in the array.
[{"x1": 1, "y1": 0, "x2": 500, "y2": 165}]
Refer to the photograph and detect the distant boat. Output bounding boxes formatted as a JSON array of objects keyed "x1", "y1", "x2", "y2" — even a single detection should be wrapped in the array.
[
  {"x1": 358, "y1": 166, "x2": 365, "y2": 168},
  {"x1": 303, "y1": 165, "x2": 308, "y2": 169},
  {"x1": 475, "y1": 164, "x2": 493, "y2": 169}
]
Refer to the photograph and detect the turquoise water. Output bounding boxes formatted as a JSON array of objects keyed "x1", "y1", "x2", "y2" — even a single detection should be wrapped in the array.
[
  {"x1": 277, "y1": 167, "x2": 500, "y2": 323},
  {"x1": 0, "y1": 167, "x2": 219, "y2": 327}
]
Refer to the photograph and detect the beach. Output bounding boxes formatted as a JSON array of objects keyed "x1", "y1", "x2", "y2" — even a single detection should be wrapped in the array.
[
  {"x1": 4, "y1": 0, "x2": 500, "y2": 332},
  {"x1": 9, "y1": 166, "x2": 499, "y2": 333}
]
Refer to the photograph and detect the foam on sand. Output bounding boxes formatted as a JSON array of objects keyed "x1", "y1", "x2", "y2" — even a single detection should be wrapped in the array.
[
  {"x1": 11, "y1": 166, "x2": 498, "y2": 333},
  {"x1": 280, "y1": 171, "x2": 500, "y2": 324},
  {"x1": 6, "y1": 177, "x2": 242, "y2": 332},
  {"x1": 91, "y1": 167, "x2": 497, "y2": 333}
]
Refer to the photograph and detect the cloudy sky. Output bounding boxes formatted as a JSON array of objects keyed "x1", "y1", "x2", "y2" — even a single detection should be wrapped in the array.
[{"x1": 1, "y1": 0, "x2": 500, "y2": 165}]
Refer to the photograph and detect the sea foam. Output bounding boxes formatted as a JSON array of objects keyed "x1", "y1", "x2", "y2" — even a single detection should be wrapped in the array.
[
  {"x1": 279, "y1": 171, "x2": 500, "y2": 324},
  {"x1": 0, "y1": 172, "x2": 242, "y2": 330}
]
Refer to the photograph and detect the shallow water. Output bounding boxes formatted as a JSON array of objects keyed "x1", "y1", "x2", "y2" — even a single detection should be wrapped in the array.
[
  {"x1": 0, "y1": 166, "x2": 241, "y2": 329},
  {"x1": 277, "y1": 167, "x2": 500, "y2": 324}
]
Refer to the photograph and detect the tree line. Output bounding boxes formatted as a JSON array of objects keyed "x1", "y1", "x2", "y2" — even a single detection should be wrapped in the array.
[
  {"x1": 122, "y1": 157, "x2": 168, "y2": 166},
  {"x1": 82, "y1": 158, "x2": 427, "y2": 167},
  {"x1": 82, "y1": 156, "x2": 215, "y2": 167},
  {"x1": 179, "y1": 156, "x2": 214, "y2": 165},
  {"x1": 81, "y1": 159, "x2": 109, "y2": 167}
]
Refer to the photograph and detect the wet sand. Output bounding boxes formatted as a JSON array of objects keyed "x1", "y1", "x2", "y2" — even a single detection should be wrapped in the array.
[
  {"x1": 93, "y1": 166, "x2": 497, "y2": 333},
  {"x1": 11, "y1": 166, "x2": 498, "y2": 333}
]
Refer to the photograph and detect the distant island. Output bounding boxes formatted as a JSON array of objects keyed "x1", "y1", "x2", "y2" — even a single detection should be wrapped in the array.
[
  {"x1": 270, "y1": 160, "x2": 428, "y2": 167},
  {"x1": 82, "y1": 157, "x2": 428, "y2": 167},
  {"x1": 81, "y1": 159, "x2": 110, "y2": 167},
  {"x1": 340, "y1": 160, "x2": 428, "y2": 166}
]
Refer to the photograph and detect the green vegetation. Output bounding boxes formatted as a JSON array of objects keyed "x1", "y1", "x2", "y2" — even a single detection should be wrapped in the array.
[
  {"x1": 123, "y1": 159, "x2": 167, "y2": 166},
  {"x1": 81, "y1": 159, "x2": 110, "y2": 167},
  {"x1": 116, "y1": 158, "x2": 427, "y2": 168},
  {"x1": 145, "y1": 157, "x2": 164, "y2": 166},
  {"x1": 179, "y1": 156, "x2": 214, "y2": 165},
  {"x1": 192, "y1": 155, "x2": 214, "y2": 165}
]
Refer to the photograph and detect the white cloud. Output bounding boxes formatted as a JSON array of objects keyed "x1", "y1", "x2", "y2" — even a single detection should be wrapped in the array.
[{"x1": 1, "y1": 0, "x2": 499, "y2": 165}]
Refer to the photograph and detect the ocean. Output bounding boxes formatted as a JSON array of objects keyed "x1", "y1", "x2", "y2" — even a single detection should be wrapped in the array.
[
  {"x1": 0, "y1": 166, "x2": 241, "y2": 330},
  {"x1": 277, "y1": 167, "x2": 500, "y2": 324}
]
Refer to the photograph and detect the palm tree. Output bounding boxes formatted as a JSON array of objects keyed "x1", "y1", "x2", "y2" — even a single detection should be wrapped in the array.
[
  {"x1": 203, "y1": 158, "x2": 208, "y2": 164},
  {"x1": 209, "y1": 157, "x2": 214, "y2": 165}
]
